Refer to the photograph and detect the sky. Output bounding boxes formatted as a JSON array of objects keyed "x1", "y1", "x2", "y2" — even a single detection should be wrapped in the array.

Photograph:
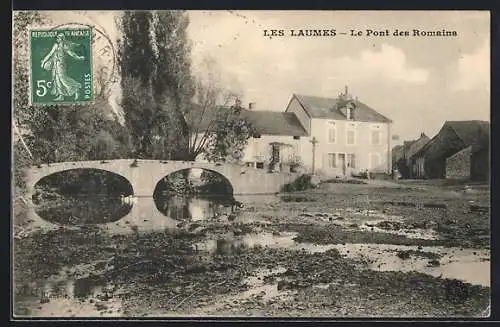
[{"x1": 42, "y1": 10, "x2": 490, "y2": 143}]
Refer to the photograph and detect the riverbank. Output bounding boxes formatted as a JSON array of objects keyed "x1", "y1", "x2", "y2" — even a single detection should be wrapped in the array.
[{"x1": 13, "y1": 179, "x2": 490, "y2": 317}]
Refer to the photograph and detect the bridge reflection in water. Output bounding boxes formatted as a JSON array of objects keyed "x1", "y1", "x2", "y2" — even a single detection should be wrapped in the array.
[{"x1": 33, "y1": 193, "x2": 276, "y2": 234}]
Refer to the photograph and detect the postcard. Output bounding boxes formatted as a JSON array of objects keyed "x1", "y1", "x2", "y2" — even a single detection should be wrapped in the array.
[{"x1": 12, "y1": 10, "x2": 490, "y2": 318}]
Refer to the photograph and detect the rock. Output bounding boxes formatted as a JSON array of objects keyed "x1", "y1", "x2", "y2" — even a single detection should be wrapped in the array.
[
  {"x1": 95, "y1": 302, "x2": 108, "y2": 311},
  {"x1": 277, "y1": 280, "x2": 287, "y2": 291},
  {"x1": 397, "y1": 251, "x2": 411, "y2": 260}
]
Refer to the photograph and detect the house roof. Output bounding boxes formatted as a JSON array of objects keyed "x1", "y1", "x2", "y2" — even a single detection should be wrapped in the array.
[
  {"x1": 406, "y1": 134, "x2": 430, "y2": 159},
  {"x1": 191, "y1": 106, "x2": 308, "y2": 137},
  {"x1": 411, "y1": 120, "x2": 490, "y2": 160},
  {"x1": 293, "y1": 94, "x2": 392, "y2": 123},
  {"x1": 446, "y1": 120, "x2": 489, "y2": 147},
  {"x1": 240, "y1": 110, "x2": 308, "y2": 136}
]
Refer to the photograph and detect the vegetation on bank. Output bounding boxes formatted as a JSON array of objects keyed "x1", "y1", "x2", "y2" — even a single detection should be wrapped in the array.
[{"x1": 281, "y1": 174, "x2": 317, "y2": 192}]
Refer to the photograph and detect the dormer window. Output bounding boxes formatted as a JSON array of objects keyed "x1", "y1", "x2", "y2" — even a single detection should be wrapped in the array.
[{"x1": 337, "y1": 86, "x2": 357, "y2": 120}]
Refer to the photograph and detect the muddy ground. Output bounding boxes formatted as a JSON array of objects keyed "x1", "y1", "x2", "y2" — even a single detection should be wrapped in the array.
[{"x1": 12, "y1": 179, "x2": 490, "y2": 318}]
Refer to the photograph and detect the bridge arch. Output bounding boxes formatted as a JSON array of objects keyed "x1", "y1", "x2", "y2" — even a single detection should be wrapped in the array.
[
  {"x1": 154, "y1": 167, "x2": 235, "y2": 194},
  {"x1": 31, "y1": 167, "x2": 134, "y2": 196},
  {"x1": 30, "y1": 168, "x2": 135, "y2": 225},
  {"x1": 152, "y1": 167, "x2": 236, "y2": 219}
]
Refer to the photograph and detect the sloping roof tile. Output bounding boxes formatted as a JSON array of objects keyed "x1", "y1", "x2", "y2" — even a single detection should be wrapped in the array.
[
  {"x1": 240, "y1": 110, "x2": 308, "y2": 136},
  {"x1": 191, "y1": 106, "x2": 308, "y2": 137},
  {"x1": 406, "y1": 135, "x2": 430, "y2": 159},
  {"x1": 411, "y1": 120, "x2": 490, "y2": 160},
  {"x1": 294, "y1": 94, "x2": 392, "y2": 123},
  {"x1": 447, "y1": 120, "x2": 490, "y2": 148}
]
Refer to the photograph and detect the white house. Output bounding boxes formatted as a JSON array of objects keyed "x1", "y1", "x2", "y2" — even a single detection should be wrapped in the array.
[
  {"x1": 285, "y1": 87, "x2": 393, "y2": 176},
  {"x1": 194, "y1": 87, "x2": 393, "y2": 177}
]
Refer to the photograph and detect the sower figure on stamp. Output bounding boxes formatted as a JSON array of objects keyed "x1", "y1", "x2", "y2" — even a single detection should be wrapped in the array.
[{"x1": 41, "y1": 33, "x2": 85, "y2": 101}]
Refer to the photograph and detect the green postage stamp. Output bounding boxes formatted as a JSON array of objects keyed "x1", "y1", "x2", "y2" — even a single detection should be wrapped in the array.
[{"x1": 29, "y1": 27, "x2": 93, "y2": 105}]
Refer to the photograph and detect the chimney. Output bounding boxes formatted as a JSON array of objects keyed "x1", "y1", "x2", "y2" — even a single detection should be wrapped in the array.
[
  {"x1": 420, "y1": 132, "x2": 426, "y2": 138},
  {"x1": 343, "y1": 85, "x2": 353, "y2": 100},
  {"x1": 248, "y1": 102, "x2": 256, "y2": 110}
]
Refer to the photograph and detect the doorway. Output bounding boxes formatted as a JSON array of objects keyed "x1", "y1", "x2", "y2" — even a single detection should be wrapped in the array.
[
  {"x1": 338, "y1": 153, "x2": 346, "y2": 176},
  {"x1": 271, "y1": 144, "x2": 280, "y2": 171}
]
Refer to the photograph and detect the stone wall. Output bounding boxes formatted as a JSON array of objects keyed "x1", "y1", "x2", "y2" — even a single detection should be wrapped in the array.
[{"x1": 445, "y1": 146, "x2": 472, "y2": 180}]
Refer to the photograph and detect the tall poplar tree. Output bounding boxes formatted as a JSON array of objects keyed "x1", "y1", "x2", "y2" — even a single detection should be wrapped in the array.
[{"x1": 118, "y1": 10, "x2": 194, "y2": 159}]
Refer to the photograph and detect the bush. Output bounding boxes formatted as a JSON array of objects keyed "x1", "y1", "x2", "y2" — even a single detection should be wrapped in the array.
[
  {"x1": 321, "y1": 178, "x2": 367, "y2": 185},
  {"x1": 281, "y1": 174, "x2": 315, "y2": 192}
]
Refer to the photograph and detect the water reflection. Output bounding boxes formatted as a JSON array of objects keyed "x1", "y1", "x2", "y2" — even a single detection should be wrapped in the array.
[
  {"x1": 155, "y1": 194, "x2": 235, "y2": 221},
  {"x1": 35, "y1": 197, "x2": 133, "y2": 225},
  {"x1": 33, "y1": 168, "x2": 134, "y2": 226},
  {"x1": 15, "y1": 273, "x2": 123, "y2": 317}
]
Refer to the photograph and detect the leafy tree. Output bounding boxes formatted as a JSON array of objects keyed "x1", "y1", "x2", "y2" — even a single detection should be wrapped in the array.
[
  {"x1": 202, "y1": 108, "x2": 255, "y2": 164},
  {"x1": 185, "y1": 57, "x2": 255, "y2": 162},
  {"x1": 118, "y1": 10, "x2": 194, "y2": 159},
  {"x1": 12, "y1": 11, "x2": 46, "y2": 195}
]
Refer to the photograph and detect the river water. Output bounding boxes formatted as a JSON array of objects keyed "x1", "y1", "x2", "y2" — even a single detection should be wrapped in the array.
[
  {"x1": 35, "y1": 194, "x2": 242, "y2": 225},
  {"x1": 17, "y1": 192, "x2": 490, "y2": 317}
]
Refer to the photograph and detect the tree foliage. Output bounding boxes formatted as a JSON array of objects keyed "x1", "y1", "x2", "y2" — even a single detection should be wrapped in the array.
[
  {"x1": 185, "y1": 57, "x2": 255, "y2": 162},
  {"x1": 118, "y1": 11, "x2": 194, "y2": 159},
  {"x1": 13, "y1": 11, "x2": 46, "y2": 195},
  {"x1": 202, "y1": 107, "x2": 256, "y2": 163}
]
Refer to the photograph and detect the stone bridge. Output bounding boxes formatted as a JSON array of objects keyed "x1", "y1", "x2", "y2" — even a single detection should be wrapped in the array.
[{"x1": 23, "y1": 159, "x2": 299, "y2": 227}]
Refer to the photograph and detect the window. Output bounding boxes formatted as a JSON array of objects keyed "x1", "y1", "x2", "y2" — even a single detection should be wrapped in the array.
[
  {"x1": 347, "y1": 153, "x2": 356, "y2": 168},
  {"x1": 371, "y1": 130, "x2": 381, "y2": 145},
  {"x1": 328, "y1": 127, "x2": 336, "y2": 144},
  {"x1": 253, "y1": 133, "x2": 261, "y2": 138},
  {"x1": 328, "y1": 153, "x2": 337, "y2": 168},
  {"x1": 293, "y1": 136, "x2": 300, "y2": 140},
  {"x1": 346, "y1": 130, "x2": 356, "y2": 145},
  {"x1": 256, "y1": 162, "x2": 264, "y2": 169}
]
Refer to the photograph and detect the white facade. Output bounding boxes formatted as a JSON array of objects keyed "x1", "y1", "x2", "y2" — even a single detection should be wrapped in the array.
[{"x1": 285, "y1": 96, "x2": 392, "y2": 176}]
